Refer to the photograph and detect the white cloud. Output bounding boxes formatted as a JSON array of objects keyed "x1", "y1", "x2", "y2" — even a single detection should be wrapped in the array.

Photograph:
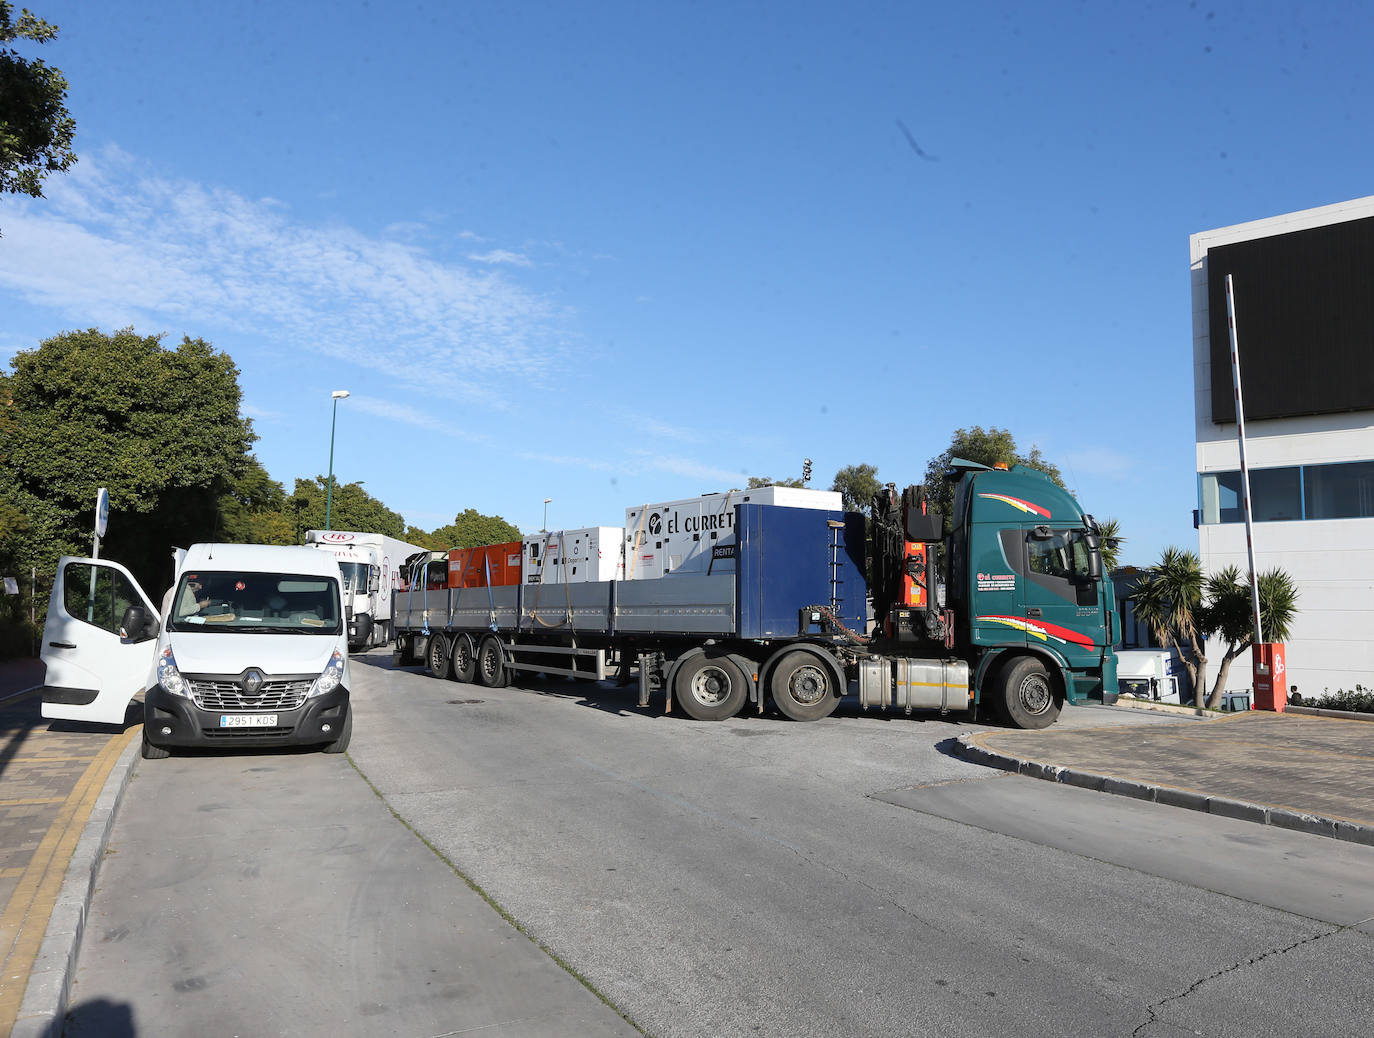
[
  {"x1": 347, "y1": 394, "x2": 487, "y2": 442},
  {"x1": 0, "y1": 147, "x2": 571, "y2": 401},
  {"x1": 467, "y1": 249, "x2": 534, "y2": 268},
  {"x1": 636, "y1": 452, "x2": 748, "y2": 486}
]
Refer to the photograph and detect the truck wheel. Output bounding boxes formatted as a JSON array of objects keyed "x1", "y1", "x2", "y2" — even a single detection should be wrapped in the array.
[
  {"x1": 477, "y1": 636, "x2": 509, "y2": 688},
  {"x1": 450, "y1": 634, "x2": 477, "y2": 683},
  {"x1": 392, "y1": 634, "x2": 408, "y2": 667},
  {"x1": 426, "y1": 634, "x2": 450, "y2": 679},
  {"x1": 141, "y1": 727, "x2": 171, "y2": 759},
  {"x1": 673, "y1": 654, "x2": 747, "y2": 721},
  {"x1": 322, "y1": 710, "x2": 352, "y2": 754},
  {"x1": 770, "y1": 650, "x2": 840, "y2": 721},
  {"x1": 996, "y1": 656, "x2": 1061, "y2": 729}
]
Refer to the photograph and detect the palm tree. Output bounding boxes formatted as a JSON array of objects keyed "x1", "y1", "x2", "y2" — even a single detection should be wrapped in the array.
[
  {"x1": 1097, "y1": 517, "x2": 1124, "y2": 573},
  {"x1": 1129, "y1": 547, "x2": 1208, "y2": 707},
  {"x1": 1202, "y1": 567, "x2": 1300, "y2": 708}
]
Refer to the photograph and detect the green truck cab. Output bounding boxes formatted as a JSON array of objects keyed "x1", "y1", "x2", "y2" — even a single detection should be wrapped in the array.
[{"x1": 944, "y1": 461, "x2": 1117, "y2": 727}]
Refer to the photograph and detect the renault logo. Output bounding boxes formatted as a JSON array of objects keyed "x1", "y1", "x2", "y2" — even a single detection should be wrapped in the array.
[{"x1": 242, "y1": 669, "x2": 264, "y2": 695}]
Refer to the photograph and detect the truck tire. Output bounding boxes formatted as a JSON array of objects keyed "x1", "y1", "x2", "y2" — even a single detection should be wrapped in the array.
[
  {"x1": 392, "y1": 634, "x2": 408, "y2": 667},
  {"x1": 450, "y1": 634, "x2": 478, "y2": 683},
  {"x1": 477, "y1": 636, "x2": 509, "y2": 688},
  {"x1": 141, "y1": 726, "x2": 171, "y2": 759},
  {"x1": 322, "y1": 709, "x2": 352, "y2": 754},
  {"x1": 770, "y1": 650, "x2": 840, "y2": 721},
  {"x1": 995, "y1": 656, "x2": 1061, "y2": 729},
  {"x1": 673, "y1": 654, "x2": 747, "y2": 721},
  {"x1": 426, "y1": 634, "x2": 450, "y2": 679}
]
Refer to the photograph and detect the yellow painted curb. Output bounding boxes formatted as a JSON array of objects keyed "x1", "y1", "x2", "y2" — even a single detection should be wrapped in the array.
[{"x1": 0, "y1": 725, "x2": 137, "y2": 1033}]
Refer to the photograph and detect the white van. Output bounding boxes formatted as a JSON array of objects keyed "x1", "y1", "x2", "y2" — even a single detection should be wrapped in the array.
[{"x1": 40, "y1": 544, "x2": 352, "y2": 759}]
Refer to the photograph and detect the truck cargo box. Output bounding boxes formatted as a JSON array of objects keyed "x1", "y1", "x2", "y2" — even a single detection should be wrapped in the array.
[
  {"x1": 624, "y1": 486, "x2": 843, "y2": 580},
  {"x1": 523, "y1": 527, "x2": 625, "y2": 584}
]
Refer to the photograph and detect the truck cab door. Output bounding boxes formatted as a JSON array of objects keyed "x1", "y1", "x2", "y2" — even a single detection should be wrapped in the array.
[
  {"x1": 41, "y1": 557, "x2": 160, "y2": 725},
  {"x1": 1016, "y1": 527, "x2": 1108, "y2": 668}
]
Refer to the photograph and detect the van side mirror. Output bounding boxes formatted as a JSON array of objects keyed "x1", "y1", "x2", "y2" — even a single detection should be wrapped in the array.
[{"x1": 120, "y1": 605, "x2": 159, "y2": 642}]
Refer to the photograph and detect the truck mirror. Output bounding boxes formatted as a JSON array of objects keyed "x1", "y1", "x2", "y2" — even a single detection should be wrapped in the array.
[
  {"x1": 904, "y1": 512, "x2": 944, "y2": 543},
  {"x1": 1083, "y1": 532, "x2": 1103, "y2": 579}
]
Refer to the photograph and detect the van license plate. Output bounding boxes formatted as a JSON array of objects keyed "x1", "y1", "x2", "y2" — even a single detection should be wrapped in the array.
[{"x1": 220, "y1": 714, "x2": 278, "y2": 728}]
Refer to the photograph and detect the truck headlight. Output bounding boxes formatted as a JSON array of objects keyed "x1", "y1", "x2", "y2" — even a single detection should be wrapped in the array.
[
  {"x1": 157, "y1": 647, "x2": 188, "y2": 698},
  {"x1": 310, "y1": 650, "x2": 346, "y2": 698}
]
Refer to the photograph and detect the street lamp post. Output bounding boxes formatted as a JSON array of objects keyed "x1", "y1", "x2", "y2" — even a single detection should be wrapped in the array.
[
  {"x1": 325, "y1": 390, "x2": 350, "y2": 531},
  {"x1": 542, "y1": 498, "x2": 552, "y2": 533}
]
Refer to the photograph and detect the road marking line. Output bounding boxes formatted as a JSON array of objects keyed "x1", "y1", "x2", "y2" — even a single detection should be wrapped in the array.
[
  {"x1": 5, "y1": 756, "x2": 100, "y2": 765},
  {"x1": 0, "y1": 726, "x2": 134, "y2": 1033}
]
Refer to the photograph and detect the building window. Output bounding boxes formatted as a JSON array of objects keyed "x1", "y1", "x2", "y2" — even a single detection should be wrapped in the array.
[
  {"x1": 1304, "y1": 460, "x2": 1374, "y2": 519},
  {"x1": 1199, "y1": 461, "x2": 1374, "y2": 523}
]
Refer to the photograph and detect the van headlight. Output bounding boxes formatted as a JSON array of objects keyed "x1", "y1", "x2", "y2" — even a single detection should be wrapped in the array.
[
  {"x1": 310, "y1": 650, "x2": 346, "y2": 698},
  {"x1": 157, "y1": 647, "x2": 188, "y2": 698}
]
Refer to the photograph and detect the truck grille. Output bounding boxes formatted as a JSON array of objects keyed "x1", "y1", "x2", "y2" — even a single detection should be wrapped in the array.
[{"x1": 188, "y1": 679, "x2": 312, "y2": 711}]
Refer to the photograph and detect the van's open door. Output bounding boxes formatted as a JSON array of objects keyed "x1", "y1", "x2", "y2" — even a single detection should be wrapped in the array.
[{"x1": 41, "y1": 557, "x2": 160, "y2": 725}]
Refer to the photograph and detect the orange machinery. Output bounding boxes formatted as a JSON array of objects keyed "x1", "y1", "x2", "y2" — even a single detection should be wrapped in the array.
[{"x1": 447, "y1": 541, "x2": 523, "y2": 589}]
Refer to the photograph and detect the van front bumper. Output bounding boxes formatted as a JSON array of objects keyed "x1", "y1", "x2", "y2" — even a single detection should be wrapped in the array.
[{"x1": 144, "y1": 684, "x2": 350, "y2": 750}]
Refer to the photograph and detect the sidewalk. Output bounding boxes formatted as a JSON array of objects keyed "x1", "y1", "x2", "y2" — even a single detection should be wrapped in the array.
[
  {"x1": 0, "y1": 658, "x2": 139, "y2": 1038},
  {"x1": 959, "y1": 707, "x2": 1374, "y2": 845}
]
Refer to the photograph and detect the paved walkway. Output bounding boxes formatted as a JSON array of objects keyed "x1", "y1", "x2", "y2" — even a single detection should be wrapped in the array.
[
  {"x1": 960, "y1": 708, "x2": 1374, "y2": 843},
  {"x1": 0, "y1": 659, "x2": 137, "y2": 1038}
]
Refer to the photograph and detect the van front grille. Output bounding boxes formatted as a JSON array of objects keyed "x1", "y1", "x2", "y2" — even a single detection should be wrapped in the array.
[{"x1": 187, "y1": 679, "x2": 311, "y2": 711}]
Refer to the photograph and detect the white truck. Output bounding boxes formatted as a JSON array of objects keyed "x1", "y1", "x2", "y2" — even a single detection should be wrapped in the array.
[
  {"x1": 40, "y1": 543, "x2": 354, "y2": 759},
  {"x1": 303, "y1": 530, "x2": 427, "y2": 650}
]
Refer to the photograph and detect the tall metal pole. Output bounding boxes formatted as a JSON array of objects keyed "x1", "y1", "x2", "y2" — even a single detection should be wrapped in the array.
[
  {"x1": 542, "y1": 497, "x2": 552, "y2": 533},
  {"x1": 325, "y1": 390, "x2": 350, "y2": 531},
  {"x1": 1225, "y1": 275, "x2": 1264, "y2": 645}
]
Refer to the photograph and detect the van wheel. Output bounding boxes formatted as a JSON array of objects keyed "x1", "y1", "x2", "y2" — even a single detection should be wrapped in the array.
[
  {"x1": 141, "y1": 727, "x2": 171, "y2": 759},
  {"x1": 477, "y1": 636, "x2": 508, "y2": 688},
  {"x1": 674, "y1": 654, "x2": 747, "y2": 721},
  {"x1": 770, "y1": 650, "x2": 840, "y2": 721},
  {"x1": 426, "y1": 634, "x2": 450, "y2": 679},
  {"x1": 996, "y1": 656, "x2": 1061, "y2": 729},
  {"x1": 450, "y1": 634, "x2": 477, "y2": 683},
  {"x1": 322, "y1": 710, "x2": 352, "y2": 754}
]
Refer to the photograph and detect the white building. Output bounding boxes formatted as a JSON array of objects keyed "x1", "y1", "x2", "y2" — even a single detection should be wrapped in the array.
[{"x1": 1190, "y1": 196, "x2": 1374, "y2": 696}]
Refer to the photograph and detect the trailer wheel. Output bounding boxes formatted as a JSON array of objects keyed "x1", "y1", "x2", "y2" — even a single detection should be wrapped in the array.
[
  {"x1": 995, "y1": 656, "x2": 1061, "y2": 729},
  {"x1": 426, "y1": 634, "x2": 450, "y2": 679},
  {"x1": 450, "y1": 634, "x2": 477, "y2": 683},
  {"x1": 770, "y1": 650, "x2": 840, "y2": 721},
  {"x1": 392, "y1": 634, "x2": 410, "y2": 667},
  {"x1": 673, "y1": 654, "x2": 747, "y2": 721},
  {"x1": 477, "y1": 636, "x2": 509, "y2": 688}
]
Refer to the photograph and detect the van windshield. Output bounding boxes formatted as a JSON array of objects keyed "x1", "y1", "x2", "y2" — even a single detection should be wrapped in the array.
[{"x1": 168, "y1": 571, "x2": 342, "y2": 635}]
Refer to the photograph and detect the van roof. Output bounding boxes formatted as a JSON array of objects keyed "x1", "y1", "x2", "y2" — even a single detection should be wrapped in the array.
[{"x1": 177, "y1": 543, "x2": 342, "y2": 578}]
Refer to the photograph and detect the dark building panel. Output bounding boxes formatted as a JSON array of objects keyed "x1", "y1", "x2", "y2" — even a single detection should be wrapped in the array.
[{"x1": 1207, "y1": 214, "x2": 1374, "y2": 423}]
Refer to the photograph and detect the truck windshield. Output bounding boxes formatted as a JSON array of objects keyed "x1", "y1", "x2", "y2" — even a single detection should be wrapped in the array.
[
  {"x1": 168, "y1": 572, "x2": 342, "y2": 635},
  {"x1": 337, "y1": 562, "x2": 369, "y2": 590}
]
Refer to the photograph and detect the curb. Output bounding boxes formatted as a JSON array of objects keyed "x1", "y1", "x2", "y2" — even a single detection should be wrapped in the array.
[
  {"x1": 1286, "y1": 704, "x2": 1374, "y2": 723},
  {"x1": 955, "y1": 733, "x2": 1374, "y2": 848},
  {"x1": 11, "y1": 734, "x2": 142, "y2": 1038}
]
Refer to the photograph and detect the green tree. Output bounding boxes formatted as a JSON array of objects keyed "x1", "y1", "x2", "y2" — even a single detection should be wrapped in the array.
[
  {"x1": 219, "y1": 456, "x2": 295, "y2": 545},
  {"x1": 403, "y1": 526, "x2": 445, "y2": 551},
  {"x1": 1, "y1": 2, "x2": 76, "y2": 223},
  {"x1": 1129, "y1": 547, "x2": 1208, "y2": 707},
  {"x1": 288, "y1": 477, "x2": 406, "y2": 540},
  {"x1": 0, "y1": 328, "x2": 254, "y2": 596},
  {"x1": 430, "y1": 508, "x2": 521, "y2": 549},
  {"x1": 831, "y1": 463, "x2": 882, "y2": 513},
  {"x1": 1097, "y1": 517, "x2": 1125, "y2": 572},
  {"x1": 1199, "y1": 566, "x2": 1300, "y2": 708},
  {"x1": 922, "y1": 426, "x2": 1064, "y2": 522},
  {"x1": 746, "y1": 475, "x2": 806, "y2": 490}
]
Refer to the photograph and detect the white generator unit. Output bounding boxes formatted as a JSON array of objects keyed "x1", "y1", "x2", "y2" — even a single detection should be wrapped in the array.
[
  {"x1": 523, "y1": 527, "x2": 625, "y2": 584},
  {"x1": 624, "y1": 486, "x2": 844, "y2": 579}
]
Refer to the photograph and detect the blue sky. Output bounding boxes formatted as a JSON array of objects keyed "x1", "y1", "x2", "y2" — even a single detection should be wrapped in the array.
[{"x1": 2, "y1": 1, "x2": 1370, "y2": 565}]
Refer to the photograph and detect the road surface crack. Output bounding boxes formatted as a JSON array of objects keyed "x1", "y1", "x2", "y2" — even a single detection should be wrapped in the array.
[{"x1": 1132, "y1": 915, "x2": 1374, "y2": 1037}]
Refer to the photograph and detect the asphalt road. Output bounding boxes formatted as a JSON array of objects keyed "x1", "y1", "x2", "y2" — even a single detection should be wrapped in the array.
[{"x1": 66, "y1": 652, "x2": 1374, "y2": 1037}]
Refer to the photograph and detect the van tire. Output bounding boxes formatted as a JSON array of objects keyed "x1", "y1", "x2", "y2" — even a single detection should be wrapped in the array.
[
  {"x1": 322, "y1": 710, "x2": 352, "y2": 754},
  {"x1": 141, "y1": 727, "x2": 171, "y2": 759}
]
